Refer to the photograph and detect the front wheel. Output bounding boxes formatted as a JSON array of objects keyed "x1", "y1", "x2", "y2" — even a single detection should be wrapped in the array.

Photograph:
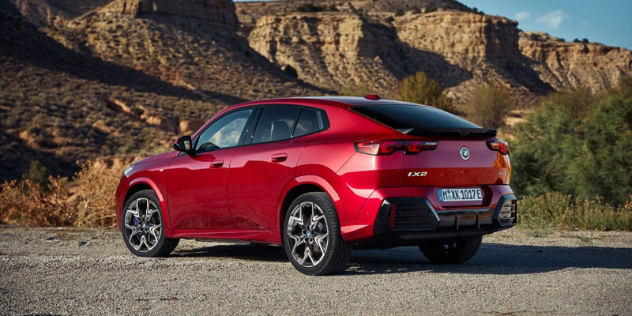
[
  {"x1": 283, "y1": 192, "x2": 353, "y2": 275},
  {"x1": 122, "y1": 190, "x2": 179, "y2": 257},
  {"x1": 419, "y1": 236, "x2": 483, "y2": 264}
]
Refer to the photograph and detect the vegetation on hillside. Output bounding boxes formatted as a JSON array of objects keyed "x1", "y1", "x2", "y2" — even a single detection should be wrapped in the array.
[
  {"x1": 512, "y1": 77, "x2": 632, "y2": 231},
  {"x1": 511, "y1": 80, "x2": 632, "y2": 206},
  {"x1": 466, "y1": 84, "x2": 514, "y2": 128},
  {"x1": 397, "y1": 72, "x2": 457, "y2": 114},
  {"x1": 1, "y1": 159, "x2": 131, "y2": 227}
]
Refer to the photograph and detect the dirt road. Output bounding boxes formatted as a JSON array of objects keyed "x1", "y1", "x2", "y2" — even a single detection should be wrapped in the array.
[{"x1": 1, "y1": 226, "x2": 631, "y2": 315}]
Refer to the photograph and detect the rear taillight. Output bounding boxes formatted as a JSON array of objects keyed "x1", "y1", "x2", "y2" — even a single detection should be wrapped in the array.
[
  {"x1": 354, "y1": 140, "x2": 438, "y2": 155},
  {"x1": 487, "y1": 141, "x2": 510, "y2": 155},
  {"x1": 405, "y1": 140, "x2": 439, "y2": 154}
]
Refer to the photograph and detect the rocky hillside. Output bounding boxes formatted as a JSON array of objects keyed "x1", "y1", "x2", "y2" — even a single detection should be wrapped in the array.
[
  {"x1": 246, "y1": 10, "x2": 552, "y2": 105},
  {"x1": 0, "y1": 0, "x2": 325, "y2": 181},
  {"x1": 244, "y1": 5, "x2": 632, "y2": 107},
  {"x1": 1, "y1": 0, "x2": 631, "y2": 182},
  {"x1": 520, "y1": 32, "x2": 632, "y2": 93}
]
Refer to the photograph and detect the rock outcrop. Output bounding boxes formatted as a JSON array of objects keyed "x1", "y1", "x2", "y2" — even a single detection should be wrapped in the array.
[
  {"x1": 247, "y1": 8, "x2": 632, "y2": 106},
  {"x1": 98, "y1": 0, "x2": 238, "y2": 26},
  {"x1": 396, "y1": 11, "x2": 521, "y2": 66},
  {"x1": 248, "y1": 13, "x2": 402, "y2": 95},
  {"x1": 247, "y1": 10, "x2": 548, "y2": 105},
  {"x1": 520, "y1": 32, "x2": 632, "y2": 93}
]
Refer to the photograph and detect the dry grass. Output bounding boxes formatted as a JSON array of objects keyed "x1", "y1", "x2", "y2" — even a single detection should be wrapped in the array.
[
  {"x1": 0, "y1": 176, "x2": 73, "y2": 226},
  {"x1": 2, "y1": 160, "x2": 632, "y2": 231},
  {"x1": 0, "y1": 157, "x2": 135, "y2": 227},
  {"x1": 72, "y1": 160, "x2": 128, "y2": 227},
  {"x1": 518, "y1": 192, "x2": 632, "y2": 232}
]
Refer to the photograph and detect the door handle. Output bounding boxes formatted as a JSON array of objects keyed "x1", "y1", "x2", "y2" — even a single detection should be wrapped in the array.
[
  {"x1": 270, "y1": 153, "x2": 288, "y2": 162},
  {"x1": 209, "y1": 159, "x2": 224, "y2": 168}
]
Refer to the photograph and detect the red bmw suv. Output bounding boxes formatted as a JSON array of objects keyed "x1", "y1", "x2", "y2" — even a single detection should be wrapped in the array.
[{"x1": 116, "y1": 96, "x2": 516, "y2": 275}]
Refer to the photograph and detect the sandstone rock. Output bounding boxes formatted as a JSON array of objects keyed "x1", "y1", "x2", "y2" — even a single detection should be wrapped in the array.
[
  {"x1": 519, "y1": 32, "x2": 632, "y2": 93},
  {"x1": 396, "y1": 11, "x2": 521, "y2": 64},
  {"x1": 98, "y1": 0, "x2": 238, "y2": 26},
  {"x1": 104, "y1": 98, "x2": 138, "y2": 118},
  {"x1": 248, "y1": 13, "x2": 401, "y2": 96},
  {"x1": 179, "y1": 120, "x2": 205, "y2": 135},
  {"x1": 247, "y1": 11, "x2": 537, "y2": 105},
  {"x1": 141, "y1": 114, "x2": 178, "y2": 134}
]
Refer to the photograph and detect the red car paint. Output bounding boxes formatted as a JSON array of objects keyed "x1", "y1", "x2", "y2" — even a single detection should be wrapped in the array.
[{"x1": 116, "y1": 97, "x2": 514, "y2": 246}]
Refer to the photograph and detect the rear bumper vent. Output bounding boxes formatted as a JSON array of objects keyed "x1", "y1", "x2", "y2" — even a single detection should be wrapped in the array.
[
  {"x1": 392, "y1": 201, "x2": 439, "y2": 230},
  {"x1": 493, "y1": 195, "x2": 517, "y2": 227},
  {"x1": 375, "y1": 198, "x2": 439, "y2": 232}
]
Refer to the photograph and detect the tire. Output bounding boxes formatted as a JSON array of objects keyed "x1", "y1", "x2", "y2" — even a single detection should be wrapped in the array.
[
  {"x1": 283, "y1": 192, "x2": 353, "y2": 275},
  {"x1": 122, "y1": 190, "x2": 179, "y2": 257},
  {"x1": 419, "y1": 235, "x2": 483, "y2": 264}
]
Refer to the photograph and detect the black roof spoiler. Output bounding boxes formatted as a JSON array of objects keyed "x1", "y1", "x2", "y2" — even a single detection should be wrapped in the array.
[{"x1": 396, "y1": 127, "x2": 497, "y2": 138}]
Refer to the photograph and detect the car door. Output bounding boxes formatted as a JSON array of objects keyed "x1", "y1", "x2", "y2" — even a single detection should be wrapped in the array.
[
  {"x1": 167, "y1": 108, "x2": 255, "y2": 231},
  {"x1": 228, "y1": 106, "x2": 324, "y2": 230}
]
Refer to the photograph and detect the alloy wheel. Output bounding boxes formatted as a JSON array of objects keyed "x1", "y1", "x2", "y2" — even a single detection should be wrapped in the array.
[
  {"x1": 124, "y1": 197, "x2": 162, "y2": 252},
  {"x1": 286, "y1": 201, "x2": 329, "y2": 267}
]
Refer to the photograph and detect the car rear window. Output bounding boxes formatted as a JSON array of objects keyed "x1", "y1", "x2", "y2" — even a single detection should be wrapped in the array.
[{"x1": 351, "y1": 104, "x2": 480, "y2": 130}]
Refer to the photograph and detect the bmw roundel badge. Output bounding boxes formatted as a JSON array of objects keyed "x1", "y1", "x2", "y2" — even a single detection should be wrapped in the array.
[{"x1": 460, "y1": 147, "x2": 470, "y2": 160}]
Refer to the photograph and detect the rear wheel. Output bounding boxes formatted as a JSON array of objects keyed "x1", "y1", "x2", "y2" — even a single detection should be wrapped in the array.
[
  {"x1": 283, "y1": 192, "x2": 353, "y2": 275},
  {"x1": 419, "y1": 236, "x2": 483, "y2": 264},
  {"x1": 122, "y1": 190, "x2": 179, "y2": 257}
]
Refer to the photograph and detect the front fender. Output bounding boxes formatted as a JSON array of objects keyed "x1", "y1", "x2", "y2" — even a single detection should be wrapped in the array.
[{"x1": 117, "y1": 177, "x2": 172, "y2": 232}]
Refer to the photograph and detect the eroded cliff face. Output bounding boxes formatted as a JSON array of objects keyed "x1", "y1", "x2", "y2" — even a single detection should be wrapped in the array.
[
  {"x1": 396, "y1": 11, "x2": 521, "y2": 64},
  {"x1": 520, "y1": 32, "x2": 632, "y2": 93},
  {"x1": 99, "y1": 0, "x2": 238, "y2": 26},
  {"x1": 248, "y1": 13, "x2": 402, "y2": 95},
  {"x1": 247, "y1": 11, "x2": 546, "y2": 105},
  {"x1": 247, "y1": 9, "x2": 632, "y2": 107}
]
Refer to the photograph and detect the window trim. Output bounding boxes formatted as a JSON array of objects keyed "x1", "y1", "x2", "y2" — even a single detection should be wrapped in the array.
[
  {"x1": 192, "y1": 107, "x2": 257, "y2": 153},
  {"x1": 245, "y1": 105, "x2": 329, "y2": 145},
  {"x1": 291, "y1": 108, "x2": 324, "y2": 138}
]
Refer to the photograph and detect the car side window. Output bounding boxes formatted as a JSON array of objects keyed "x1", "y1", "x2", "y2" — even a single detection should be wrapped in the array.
[
  {"x1": 195, "y1": 109, "x2": 253, "y2": 152},
  {"x1": 293, "y1": 109, "x2": 321, "y2": 137},
  {"x1": 252, "y1": 107, "x2": 301, "y2": 144}
]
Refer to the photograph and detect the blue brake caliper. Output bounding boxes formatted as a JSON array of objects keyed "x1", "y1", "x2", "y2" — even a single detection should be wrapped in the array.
[{"x1": 132, "y1": 217, "x2": 141, "y2": 239}]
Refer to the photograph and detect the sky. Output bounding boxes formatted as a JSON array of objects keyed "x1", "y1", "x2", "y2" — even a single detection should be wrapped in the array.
[{"x1": 459, "y1": 0, "x2": 632, "y2": 49}]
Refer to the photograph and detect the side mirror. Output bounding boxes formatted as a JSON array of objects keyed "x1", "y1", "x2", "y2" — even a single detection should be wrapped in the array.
[{"x1": 173, "y1": 135, "x2": 193, "y2": 154}]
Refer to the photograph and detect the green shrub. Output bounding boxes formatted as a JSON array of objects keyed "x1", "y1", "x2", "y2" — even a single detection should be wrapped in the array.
[
  {"x1": 397, "y1": 72, "x2": 457, "y2": 113},
  {"x1": 619, "y1": 75, "x2": 632, "y2": 99},
  {"x1": 395, "y1": 9, "x2": 405, "y2": 17},
  {"x1": 296, "y1": 3, "x2": 324, "y2": 12},
  {"x1": 425, "y1": 5, "x2": 437, "y2": 13},
  {"x1": 512, "y1": 85, "x2": 632, "y2": 206},
  {"x1": 466, "y1": 84, "x2": 514, "y2": 128},
  {"x1": 22, "y1": 160, "x2": 48, "y2": 187}
]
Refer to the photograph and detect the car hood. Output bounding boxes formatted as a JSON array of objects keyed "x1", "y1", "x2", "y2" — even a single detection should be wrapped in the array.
[{"x1": 133, "y1": 151, "x2": 176, "y2": 166}]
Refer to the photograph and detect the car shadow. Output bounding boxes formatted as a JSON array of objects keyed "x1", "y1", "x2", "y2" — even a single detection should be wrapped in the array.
[
  {"x1": 172, "y1": 242, "x2": 632, "y2": 275},
  {"x1": 344, "y1": 243, "x2": 632, "y2": 275},
  {"x1": 173, "y1": 244, "x2": 288, "y2": 263}
]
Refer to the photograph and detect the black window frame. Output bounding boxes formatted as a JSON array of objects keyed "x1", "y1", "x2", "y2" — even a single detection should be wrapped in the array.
[
  {"x1": 244, "y1": 105, "x2": 329, "y2": 145},
  {"x1": 191, "y1": 107, "x2": 257, "y2": 154}
]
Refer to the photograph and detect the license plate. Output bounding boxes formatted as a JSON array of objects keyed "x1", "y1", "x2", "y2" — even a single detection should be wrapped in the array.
[{"x1": 438, "y1": 188, "x2": 483, "y2": 202}]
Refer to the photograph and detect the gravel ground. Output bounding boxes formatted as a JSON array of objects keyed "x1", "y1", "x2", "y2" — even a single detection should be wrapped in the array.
[{"x1": 1, "y1": 225, "x2": 631, "y2": 315}]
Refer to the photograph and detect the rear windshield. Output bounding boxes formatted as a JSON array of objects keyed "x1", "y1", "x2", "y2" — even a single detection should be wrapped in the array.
[{"x1": 351, "y1": 104, "x2": 480, "y2": 130}]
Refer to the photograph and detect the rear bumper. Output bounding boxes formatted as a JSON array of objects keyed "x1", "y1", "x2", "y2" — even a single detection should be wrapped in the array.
[{"x1": 339, "y1": 185, "x2": 516, "y2": 245}]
